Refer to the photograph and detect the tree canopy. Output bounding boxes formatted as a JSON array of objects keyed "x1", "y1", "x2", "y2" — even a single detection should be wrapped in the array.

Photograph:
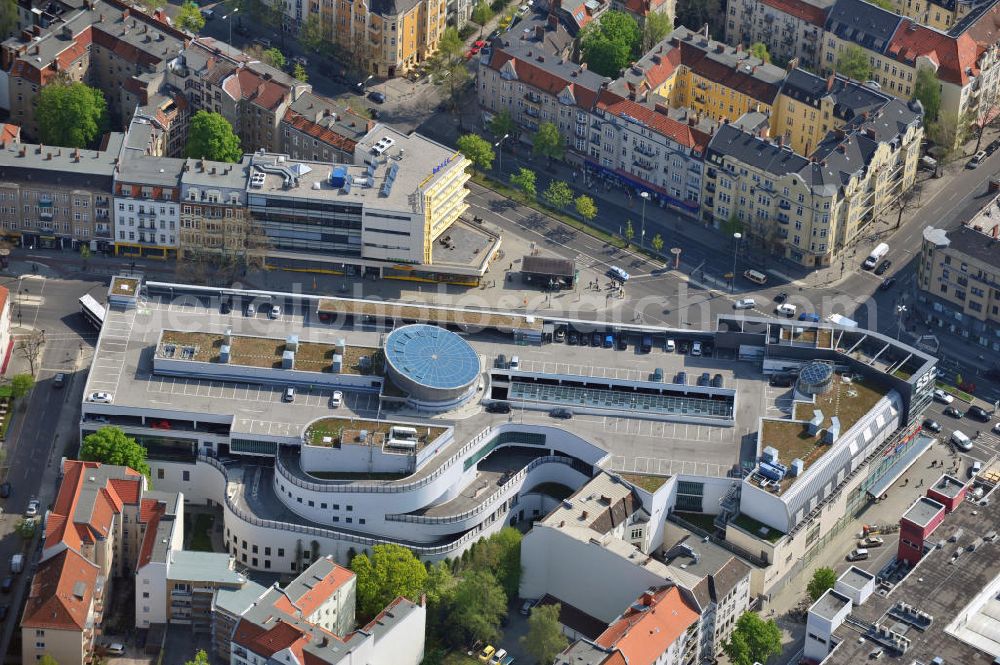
[
  {"x1": 533, "y1": 122, "x2": 565, "y2": 161},
  {"x1": 912, "y1": 67, "x2": 941, "y2": 122},
  {"x1": 489, "y1": 109, "x2": 516, "y2": 139},
  {"x1": 10, "y1": 373, "x2": 33, "y2": 399},
  {"x1": 37, "y1": 80, "x2": 108, "y2": 149},
  {"x1": 836, "y1": 45, "x2": 871, "y2": 81},
  {"x1": 575, "y1": 195, "x2": 598, "y2": 221},
  {"x1": 185, "y1": 110, "x2": 243, "y2": 162},
  {"x1": 300, "y1": 14, "x2": 325, "y2": 52},
  {"x1": 471, "y1": 0, "x2": 494, "y2": 25},
  {"x1": 263, "y1": 47, "x2": 286, "y2": 69},
  {"x1": 522, "y1": 602, "x2": 568, "y2": 664},
  {"x1": 428, "y1": 27, "x2": 470, "y2": 110},
  {"x1": 581, "y1": 11, "x2": 640, "y2": 76},
  {"x1": 544, "y1": 181, "x2": 574, "y2": 209},
  {"x1": 351, "y1": 544, "x2": 428, "y2": 620},
  {"x1": 640, "y1": 12, "x2": 673, "y2": 53},
  {"x1": 510, "y1": 167, "x2": 537, "y2": 198},
  {"x1": 674, "y1": 0, "x2": 723, "y2": 39},
  {"x1": 0, "y1": 0, "x2": 17, "y2": 39},
  {"x1": 446, "y1": 569, "x2": 508, "y2": 645},
  {"x1": 749, "y1": 42, "x2": 770, "y2": 63},
  {"x1": 184, "y1": 651, "x2": 210, "y2": 665},
  {"x1": 722, "y1": 612, "x2": 783, "y2": 665},
  {"x1": 292, "y1": 63, "x2": 308, "y2": 82},
  {"x1": 80, "y1": 426, "x2": 151, "y2": 477},
  {"x1": 176, "y1": 1, "x2": 206, "y2": 33},
  {"x1": 38, "y1": 656, "x2": 59, "y2": 665},
  {"x1": 807, "y1": 567, "x2": 837, "y2": 601},
  {"x1": 457, "y1": 134, "x2": 495, "y2": 172}
]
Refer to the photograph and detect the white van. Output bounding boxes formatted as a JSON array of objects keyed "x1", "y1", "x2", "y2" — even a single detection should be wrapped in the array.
[
  {"x1": 863, "y1": 243, "x2": 889, "y2": 269},
  {"x1": 743, "y1": 269, "x2": 768, "y2": 285},
  {"x1": 952, "y1": 430, "x2": 973, "y2": 451},
  {"x1": 776, "y1": 303, "x2": 796, "y2": 317}
]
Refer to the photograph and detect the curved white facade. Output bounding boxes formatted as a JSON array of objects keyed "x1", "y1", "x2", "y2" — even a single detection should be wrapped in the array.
[{"x1": 148, "y1": 423, "x2": 607, "y2": 572}]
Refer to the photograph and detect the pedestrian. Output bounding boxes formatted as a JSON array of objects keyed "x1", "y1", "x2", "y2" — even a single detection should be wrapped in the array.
[{"x1": 918, "y1": 479, "x2": 923, "y2": 487}]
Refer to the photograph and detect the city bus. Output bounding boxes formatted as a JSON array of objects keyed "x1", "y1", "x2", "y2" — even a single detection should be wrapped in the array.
[{"x1": 79, "y1": 294, "x2": 106, "y2": 330}]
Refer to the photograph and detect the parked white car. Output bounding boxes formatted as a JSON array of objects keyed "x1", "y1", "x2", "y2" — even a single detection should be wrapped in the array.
[
  {"x1": 734, "y1": 298, "x2": 756, "y2": 310},
  {"x1": 329, "y1": 391, "x2": 343, "y2": 408},
  {"x1": 88, "y1": 391, "x2": 113, "y2": 403},
  {"x1": 933, "y1": 388, "x2": 954, "y2": 404},
  {"x1": 776, "y1": 303, "x2": 797, "y2": 317},
  {"x1": 25, "y1": 499, "x2": 39, "y2": 517}
]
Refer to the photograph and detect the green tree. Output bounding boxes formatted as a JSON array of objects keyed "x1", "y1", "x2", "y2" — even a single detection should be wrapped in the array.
[
  {"x1": 292, "y1": 62, "x2": 308, "y2": 82},
  {"x1": 489, "y1": 109, "x2": 516, "y2": 140},
  {"x1": 580, "y1": 10, "x2": 640, "y2": 76},
  {"x1": 456, "y1": 134, "x2": 495, "y2": 173},
  {"x1": 651, "y1": 233, "x2": 664, "y2": 253},
  {"x1": 674, "y1": 0, "x2": 722, "y2": 39},
  {"x1": 424, "y1": 560, "x2": 456, "y2": 608},
  {"x1": 624, "y1": 219, "x2": 634, "y2": 245},
  {"x1": 640, "y1": 12, "x2": 673, "y2": 53},
  {"x1": 835, "y1": 45, "x2": 871, "y2": 81},
  {"x1": 807, "y1": 566, "x2": 837, "y2": 601},
  {"x1": 37, "y1": 80, "x2": 108, "y2": 149},
  {"x1": 724, "y1": 211, "x2": 743, "y2": 235},
  {"x1": 10, "y1": 373, "x2": 33, "y2": 399},
  {"x1": 471, "y1": 0, "x2": 493, "y2": 24},
  {"x1": 429, "y1": 27, "x2": 469, "y2": 110},
  {"x1": 80, "y1": 426, "x2": 151, "y2": 478},
  {"x1": 300, "y1": 14, "x2": 325, "y2": 52},
  {"x1": 929, "y1": 110, "x2": 966, "y2": 174},
  {"x1": 467, "y1": 528, "x2": 522, "y2": 598},
  {"x1": 722, "y1": 612, "x2": 783, "y2": 665},
  {"x1": 264, "y1": 47, "x2": 286, "y2": 69},
  {"x1": 511, "y1": 167, "x2": 537, "y2": 198},
  {"x1": 522, "y1": 603, "x2": 568, "y2": 664},
  {"x1": 533, "y1": 122, "x2": 564, "y2": 161},
  {"x1": 0, "y1": 0, "x2": 17, "y2": 38},
  {"x1": 184, "y1": 651, "x2": 210, "y2": 665},
  {"x1": 350, "y1": 544, "x2": 428, "y2": 620},
  {"x1": 575, "y1": 195, "x2": 598, "y2": 221},
  {"x1": 543, "y1": 181, "x2": 573, "y2": 209},
  {"x1": 868, "y1": 0, "x2": 893, "y2": 9},
  {"x1": 749, "y1": 41, "x2": 770, "y2": 63},
  {"x1": 912, "y1": 67, "x2": 941, "y2": 123},
  {"x1": 185, "y1": 110, "x2": 243, "y2": 162},
  {"x1": 38, "y1": 656, "x2": 59, "y2": 665},
  {"x1": 14, "y1": 516, "x2": 37, "y2": 539},
  {"x1": 447, "y1": 570, "x2": 508, "y2": 646},
  {"x1": 176, "y1": 1, "x2": 206, "y2": 33}
]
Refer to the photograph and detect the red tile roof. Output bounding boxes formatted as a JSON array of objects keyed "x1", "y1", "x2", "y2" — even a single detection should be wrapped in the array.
[
  {"x1": 487, "y1": 51, "x2": 604, "y2": 110},
  {"x1": 760, "y1": 0, "x2": 827, "y2": 26},
  {"x1": 282, "y1": 110, "x2": 362, "y2": 155},
  {"x1": 21, "y1": 549, "x2": 100, "y2": 631},
  {"x1": 599, "y1": 96, "x2": 709, "y2": 151},
  {"x1": 137, "y1": 499, "x2": 166, "y2": 569},
  {"x1": 887, "y1": 20, "x2": 979, "y2": 85},
  {"x1": 596, "y1": 587, "x2": 700, "y2": 665},
  {"x1": 225, "y1": 69, "x2": 292, "y2": 111},
  {"x1": 47, "y1": 460, "x2": 142, "y2": 554},
  {"x1": 236, "y1": 618, "x2": 309, "y2": 657},
  {"x1": 0, "y1": 124, "x2": 20, "y2": 146},
  {"x1": 290, "y1": 565, "x2": 355, "y2": 617}
]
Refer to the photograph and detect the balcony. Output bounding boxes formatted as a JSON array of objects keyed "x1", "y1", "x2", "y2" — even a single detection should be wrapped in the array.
[
  {"x1": 778, "y1": 200, "x2": 791, "y2": 210},
  {"x1": 575, "y1": 127, "x2": 587, "y2": 139},
  {"x1": 634, "y1": 143, "x2": 657, "y2": 158},
  {"x1": 706, "y1": 183, "x2": 716, "y2": 193},
  {"x1": 525, "y1": 107, "x2": 540, "y2": 118},
  {"x1": 591, "y1": 135, "x2": 601, "y2": 146},
  {"x1": 524, "y1": 92, "x2": 542, "y2": 105},
  {"x1": 137, "y1": 209, "x2": 156, "y2": 219},
  {"x1": 633, "y1": 159, "x2": 655, "y2": 172}
]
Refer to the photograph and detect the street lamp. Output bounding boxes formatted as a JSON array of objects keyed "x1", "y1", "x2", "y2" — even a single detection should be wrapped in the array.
[
  {"x1": 495, "y1": 133, "x2": 509, "y2": 174},
  {"x1": 358, "y1": 75, "x2": 374, "y2": 93},
  {"x1": 731, "y1": 232, "x2": 742, "y2": 292},
  {"x1": 640, "y1": 191, "x2": 649, "y2": 248},
  {"x1": 896, "y1": 304, "x2": 908, "y2": 340},
  {"x1": 223, "y1": 8, "x2": 239, "y2": 45}
]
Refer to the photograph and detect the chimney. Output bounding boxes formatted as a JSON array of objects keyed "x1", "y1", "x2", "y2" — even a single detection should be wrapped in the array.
[
  {"x1": 826, "y1": 73, "x2": 835, "y2": 92},
  {"x1": 715, "y1": 44, "x2": 725, "y2": 54},
  {"x1": 18, "y1": 147, "x2": 25, "y2": 157},
  {"x1": 580, "y1": 62, "x2": 587, "y2": 70},
  {"x1": 534, "y1": 25, "x2": 544, "y2": 40},
  {"x1": 122, "y1": 7, "x2": 130, "y2": 19},
  {"x1": 74, "y1": 148, "x2": 80, "y2": 162},
  {"x1": 777, "y1": 134, "x2": 784, "y2": 147},
  {"x1": 689, "y1": 116, "x2": 696, "y2": 126}
]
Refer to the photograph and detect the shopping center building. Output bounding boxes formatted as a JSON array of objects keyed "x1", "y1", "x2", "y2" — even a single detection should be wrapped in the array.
[{"x1": 81, "y1": 278, "x2": 937, "y2": 594}]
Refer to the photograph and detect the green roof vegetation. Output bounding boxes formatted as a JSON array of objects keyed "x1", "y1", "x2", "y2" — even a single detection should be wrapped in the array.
[
  {"x1": 732, "y1": 513, "x2": 784, "y2": 543},
  {"x1": 619, "y1": 472, "x2": 669, "y2": 493}
]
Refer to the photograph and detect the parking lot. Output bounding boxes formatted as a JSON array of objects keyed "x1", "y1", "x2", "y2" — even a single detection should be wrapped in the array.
[{"x1": 922, "y1": 398, "x2": 1000, "y2": 474}]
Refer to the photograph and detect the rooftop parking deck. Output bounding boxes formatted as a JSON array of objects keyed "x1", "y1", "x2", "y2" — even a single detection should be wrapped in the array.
[{"x1": 315, "y1": 297, "x2": 543, "y2": 331}]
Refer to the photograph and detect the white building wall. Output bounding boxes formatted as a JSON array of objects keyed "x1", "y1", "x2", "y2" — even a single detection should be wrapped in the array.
[
  {"x1": 304, "y1": 577, "x2": 356, "y2": 636},
  {"x1": 113, "y1": 196, "x2": 179, "y2": 248},
  {"x1": 360, "y1": 207, "x2": 424, "y2": 264},
  {"x1": 300, "y1": 442, "x2": 414, "y2": 475},
  {"x1": 519, "y1": 524, "x2": 667, "y2": 623},
  {"x1": 804, "y1": 590, "x2": 852, "y2": 662},
  {"x1": 370, "y1": 601, "x2": 426, "y2": 665},
  {"x1": 135, "y1": 561, "x2": 168, "y2": 628}
]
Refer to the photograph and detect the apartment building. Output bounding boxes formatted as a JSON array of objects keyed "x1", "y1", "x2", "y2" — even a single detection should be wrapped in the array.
[
  {"x1": 886, "y1": 0, "x2": 984, "y2": 31},
  {"x1": 917, "y1": 195, "x2": 1000, "y2": 350},
  {"x1": 178, "y1": 156, "x2": 253, "y2": 262},
  {"x1": 322, "y1": 0, "x2": 446, "y2": 77},
  {"x1": 168, "y1": 38, "x2": 310, "y2": 154},
  {"x1": 0, "y1": 133, "x2": 120, "y2": 251},
  {"x1": 555, "y1": 586, "x2": 701, "y2": 665},
  {"x1": 774, "y1": 69, "x2": 894, "y2": 155},
  {"x1": 230, "y1": 558, "x2": 423, "y2": 665},
  {"x1": 703, "y1": 96, "x2": 921, "y2": 266},
  {"x1": 281, "y1": 92, "x2": 374, "y2": 163},
  {"x1": 725, "y1": 0, "x2": 828, "y2": 70},
  {"x1": 112, "y1": 150, "x2": 183, "y2": 260},
  {"x1": 0, "y1": 0, "x2": 188, "y2": 139}
]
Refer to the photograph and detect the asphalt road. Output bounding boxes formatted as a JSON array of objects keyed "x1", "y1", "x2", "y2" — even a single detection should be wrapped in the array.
[{"x1": 0, "y1": 276, "x2": 103, "y2": 657}]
